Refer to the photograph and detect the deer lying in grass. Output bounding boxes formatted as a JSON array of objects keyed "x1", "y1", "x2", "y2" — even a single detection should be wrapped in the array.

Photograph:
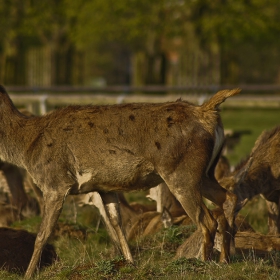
[
  {"x1": 78, "y1": 191, "x2": 186, "y2": 242},
  {"x1": 219, "y1": 125, "x2": 280, "y2": 235},
  {"x1": 80, "y1": 165, "x2": 227, "y2": 244},
  {"x1": 0, "y1": 85, "x2": 240, "y2": 278},
  {"x1": 0, "y1": 227, "x2": 57, "y2": 274}
]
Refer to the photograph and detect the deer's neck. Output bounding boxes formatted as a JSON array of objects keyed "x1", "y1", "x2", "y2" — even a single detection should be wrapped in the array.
[
  {"x1": 0, "y1": 112, "x2": 30, "y2": 167},
  {"x1": 234, "y1": 174, "x2": 264, "y2": 213}
]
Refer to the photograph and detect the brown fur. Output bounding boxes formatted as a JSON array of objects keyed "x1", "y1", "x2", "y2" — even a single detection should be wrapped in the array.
[
  {"x1": 52, "y1": 222, "x2": 87, "y2": 240},
  {"x1": 176, "y1": 228, "x2": 280, "y2": 260},
  {"x1": 220, "y1": 125, "x2": 280, "y2": 234},
  {"x1": 0, "y1": 85, "x2": 240, "y2": 278},
  {"x1": 214, "y1": 155, "x2": 231, "y2": 181},
  {"x1": 118, "y1": 193, "x2": 190, "y2": 240},
  {"x1": 129, "y1": 201, "x2": 156, "y2": 213},
  {"x1": 176, "y1": 213, "x2": 279, "y2": 260},
  {"x1": 0, "y1": 203, "x2": 20, "y2": 226},
  {"x1": 148, "y1": 182, "x2": 185, "y2": 215},
  {"x1": 0, "y1": 161, "x2": 41, "y2": 225},
  {"x1": 0, "y1": 227, "x2": 57, "y2": 274}
]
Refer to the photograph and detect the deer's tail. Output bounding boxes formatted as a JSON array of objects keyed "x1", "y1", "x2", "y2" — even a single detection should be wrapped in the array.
[{"x1": 202, "y1": 88, "x2": 241, "y2": 111}]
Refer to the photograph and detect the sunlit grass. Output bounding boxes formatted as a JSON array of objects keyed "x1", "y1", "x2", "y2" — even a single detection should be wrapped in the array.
[
  {"x1": 7, "y1": 217, "x2": 280, "y2": 279},
  {"x1": 221, "y1": 107, "x2": 280, "y2": 165}
]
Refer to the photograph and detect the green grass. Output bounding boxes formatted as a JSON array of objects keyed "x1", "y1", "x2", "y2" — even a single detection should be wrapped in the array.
[
  {"x1": 5, "y1": 218, "x2": 280, "y2": 279},
  {"x1": 220, "y1": 107, "x2": 280, "y2": 165}
]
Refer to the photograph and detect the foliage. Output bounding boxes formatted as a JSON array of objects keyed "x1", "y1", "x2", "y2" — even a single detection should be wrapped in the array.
[
  {"x1": 189, "y1": 0, "x2": 280, "y2": 45},
  {"x1": 166, "y1": 257, "x2": 208, "y2": 274},
  {"x1": 161, "y1": 225, "x2": 197, "y2": 245},
  {"x1": 1, "y1": 0, "x2": 280, "y2": 85},
  {"x1": 68, "y1": 0, "x2": 280, "y2": 51}
]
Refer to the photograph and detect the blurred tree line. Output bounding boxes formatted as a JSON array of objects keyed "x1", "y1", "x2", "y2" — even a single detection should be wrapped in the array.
[{"x1": 0, "y1": 0, "x2": 280, "y2": 87}]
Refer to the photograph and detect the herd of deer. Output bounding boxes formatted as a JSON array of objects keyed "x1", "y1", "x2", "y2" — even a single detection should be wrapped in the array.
[{"x1": 0, "y1": 85, "x2": 279, "y2": 278}]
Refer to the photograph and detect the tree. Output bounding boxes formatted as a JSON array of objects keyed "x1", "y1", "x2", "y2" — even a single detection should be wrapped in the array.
[
  {"x1": 0, "y1": 1, "x2": 26, "y2": 84},
  {"x1": 22, "y1": 0, "x2": 78, "y2": 85},
  {"x1": 69, "y1": 0, "x2": 195, "y2": 85}
]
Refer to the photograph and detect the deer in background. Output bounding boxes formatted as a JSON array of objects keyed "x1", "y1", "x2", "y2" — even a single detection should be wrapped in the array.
[
  {"x1": 219, "y1": 125, "x2": 280, "y2": 235},
  {"x1": 0, "y1": 161, "x2": 41, "y2": 225},
  {"x1": 79, "y1": 158, "x2": 232, "y2": 246},
  {"x1": 147, "y1": 182, "x2": 186, "y2": 217},
  {"x1": 78, "y1": 191, "x2": 185, "y2": 243},
  {"x1": 0, "y1": 85, "x2": 240, "y2": 278},
  {"x1": 0, "y1": 108, "x2": 44, "y2": 224}
]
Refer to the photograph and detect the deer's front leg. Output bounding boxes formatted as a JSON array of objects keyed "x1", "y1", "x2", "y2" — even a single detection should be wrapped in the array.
[{"x1": 25, "y1": 190, "x2": 65, "y2": 279}]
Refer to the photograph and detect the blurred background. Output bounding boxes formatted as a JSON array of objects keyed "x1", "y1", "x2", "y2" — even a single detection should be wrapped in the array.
[{"x1": 1, "y1": 0, "x2": 280, "y2": 88}]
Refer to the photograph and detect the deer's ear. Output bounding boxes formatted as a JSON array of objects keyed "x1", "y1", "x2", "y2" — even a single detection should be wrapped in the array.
[{"x1": 234, "y1": 157, "x2": 253, "y2": 184}]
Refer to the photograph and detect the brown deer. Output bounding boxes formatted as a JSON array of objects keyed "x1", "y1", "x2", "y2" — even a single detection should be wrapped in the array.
[
  {"x1": 147, "y1": 183, "x2": 186, "y2": 217},
  {"x1": 78, "y1": 191, "x2": 183, "y2": 242},
  {"x1": 214, "y1": 155, "x2": 231, "y2": 181},
  {"x1": 0, "y1": 107, "x2": 44, "y2": 224},
  {"x1": 147, "y1": 153, "x2": 231, "y2": 219},
  {"x1": 0, "y1": 161, "x2": 41, "y2": 227},
  {"x1": 219, "y1": 125, "x2": 280, "y2": 235},
  {"x1": 0, "y1": 227, "x2": 57, "y2": 274},
  {"x1": 0, "y1": 85, "x2": 240, "y2": 278}
]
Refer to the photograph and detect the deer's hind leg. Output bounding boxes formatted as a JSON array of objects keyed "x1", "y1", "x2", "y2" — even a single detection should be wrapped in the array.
[
  {"x1": 162, "y1": 170, "x2": 218, "y2": 261},
  {"x1": 265, "y1": 198, "x2": 280, "y2": 235},
  {"x1": 100, "y1": 192, "x2": 133, "y2": 263},
  {"x1": 201, "y1": 177, "x2": 237, "y2": 262}
]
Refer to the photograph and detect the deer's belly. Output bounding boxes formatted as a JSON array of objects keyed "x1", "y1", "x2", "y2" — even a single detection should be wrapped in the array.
[{"x1": 70, "y1": 157, "x2": 163, "y2": 194}]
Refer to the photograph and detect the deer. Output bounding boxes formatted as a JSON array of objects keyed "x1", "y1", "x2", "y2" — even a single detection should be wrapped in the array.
[
  {"x1": 78, "y1": 191, "x2": 184, "y2": 243},
  {"x1": 219, "y1": 125, "x2": 280, "y2": 235},
  {"x1": 0, "y1": 227, "x2": 57, "y2": 274},
  {"x1": 147, "y1": 138, "x2": 232, "y2": 217},
  {"x1": 147, "y1": 175, "x2": 250, "y2": 236},
  {"x1": 0, "y1": 160, "x2": 41, "y2": 223},
  {"x1": 147, "y1": 182, "x2": 186, "y2": 217},
  {"x1": 0, "y1": 85, "x2": 240, "y2": 278},
  {"x1": 0, "y1": 107, "x2": 44, "y2": 223}
]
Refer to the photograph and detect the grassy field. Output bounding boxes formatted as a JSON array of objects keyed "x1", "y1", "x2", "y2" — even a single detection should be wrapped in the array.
[
  {"x1": 2, "y1": 107, "x2": 280, "y2": 279},
  {"x1": 221, "y1": 107, "x2": 280, "y2": 165}
]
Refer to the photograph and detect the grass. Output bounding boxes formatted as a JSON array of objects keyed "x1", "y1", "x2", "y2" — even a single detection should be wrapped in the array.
[
  {"x1": 220, "y1": 107, "x2": 280, "y2": 165},
  {"x1": 3, "y1": 106, "x2": 280, "y2": 279},
  {"x1": 5, "y1": 217, "x2": 280, "y2": 279}
]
